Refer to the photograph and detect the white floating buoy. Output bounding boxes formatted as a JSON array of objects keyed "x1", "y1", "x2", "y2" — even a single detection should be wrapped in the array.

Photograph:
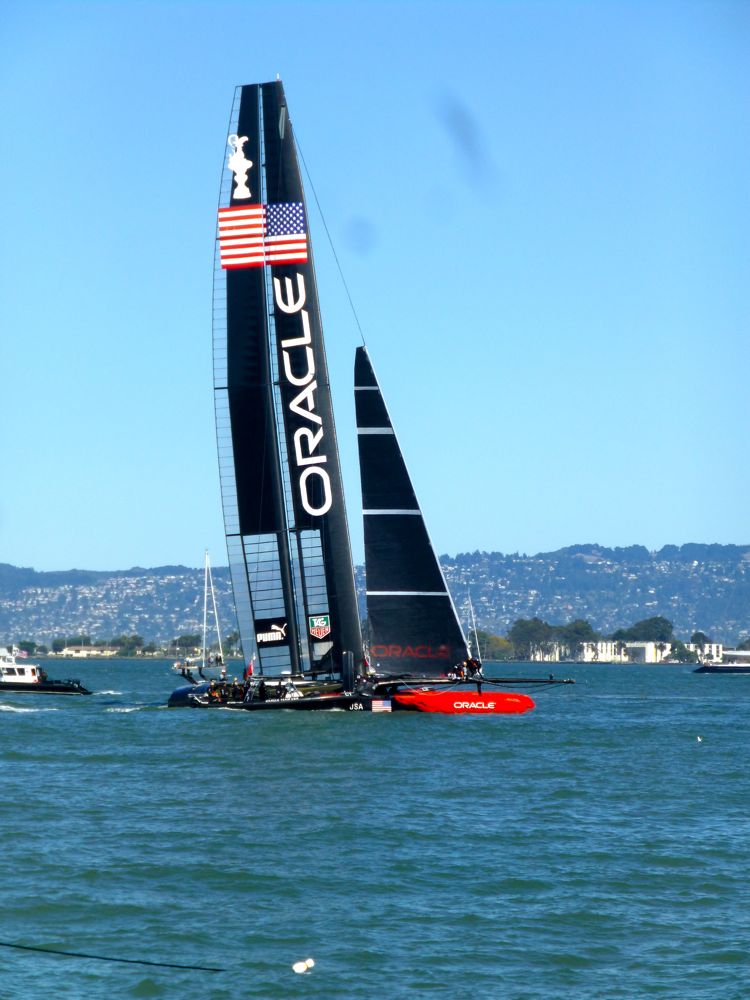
[{"x1": 292, "y1": 957, "x2": 315, "y2": 974}]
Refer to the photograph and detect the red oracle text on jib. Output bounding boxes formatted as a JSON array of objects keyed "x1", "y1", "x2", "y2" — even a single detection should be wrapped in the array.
[{"x1": 370, "y1": 644, "x2": 451, "y2": 659}]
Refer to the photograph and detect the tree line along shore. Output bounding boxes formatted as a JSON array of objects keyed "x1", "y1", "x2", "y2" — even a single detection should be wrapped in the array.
[{"x1": 11, "y1": 616, "x2": 749, "y2": 665}]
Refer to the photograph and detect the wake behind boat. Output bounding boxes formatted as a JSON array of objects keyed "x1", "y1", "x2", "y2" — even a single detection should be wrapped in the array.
[{"x1": 0, "y1": 647, "x2": 91, "y2": 696}]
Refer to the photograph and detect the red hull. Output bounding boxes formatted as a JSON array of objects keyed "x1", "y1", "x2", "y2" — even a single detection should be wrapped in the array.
[{"x1": 391, "y1": 690, "x2": 535, "y2": 715}]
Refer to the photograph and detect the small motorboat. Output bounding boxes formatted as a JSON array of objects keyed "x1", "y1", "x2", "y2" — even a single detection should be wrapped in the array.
[
  {"x1": 693, "y1": 662, "x2": 750, "y2": 674},
  {"x1": 0, "y1": 647, "x2": 92, "y2": 695}
]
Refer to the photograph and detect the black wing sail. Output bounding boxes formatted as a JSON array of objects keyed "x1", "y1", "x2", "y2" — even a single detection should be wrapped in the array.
[
  {"x1": 214, "y1": 82, "x2": 363, "y2": 678},
  {"x1": 355, "y1": 347, "x2": 469, "y2": 676}
]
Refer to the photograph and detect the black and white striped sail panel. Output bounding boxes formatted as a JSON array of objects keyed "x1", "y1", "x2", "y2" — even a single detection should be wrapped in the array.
[
  {"x1": 214, "y1": 81, "x2": 363, "y2": 675},
  {"x1": 355, "y1": 347, "x2": 468, "y2": 676}
]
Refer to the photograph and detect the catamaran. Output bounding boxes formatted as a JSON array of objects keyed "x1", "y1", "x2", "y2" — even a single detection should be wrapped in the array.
[{"x1": 167, "y1": 80, "x2": 570, "y2": 713}]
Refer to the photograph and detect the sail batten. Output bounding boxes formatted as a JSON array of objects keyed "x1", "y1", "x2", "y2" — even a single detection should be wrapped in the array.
[
  {"x1": 367, "y1": 591, "x2": 450, "y2": 597},
  {"x1": 364, "y1": 509, "x2": 421, "y2": 515}
]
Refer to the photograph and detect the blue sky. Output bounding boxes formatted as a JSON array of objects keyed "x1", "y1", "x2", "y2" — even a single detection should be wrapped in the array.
[{"x1": 2, "y1": 0, "x2": 748, "y2": 571}]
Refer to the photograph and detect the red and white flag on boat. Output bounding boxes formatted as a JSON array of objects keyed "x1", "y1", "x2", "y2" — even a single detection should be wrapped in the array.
[{"x1": 218, "y1": 202, "x2": 308, "y2": 269}]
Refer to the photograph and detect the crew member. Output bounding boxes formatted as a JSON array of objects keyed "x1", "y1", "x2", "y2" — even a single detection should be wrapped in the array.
[{"x1": 467, "y1": 657, "x2": 482, "y2": 677}]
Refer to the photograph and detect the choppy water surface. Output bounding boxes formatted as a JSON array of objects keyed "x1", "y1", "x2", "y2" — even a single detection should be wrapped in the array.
[{"x1": 1, "y1": 660, "x2": 748, "y2": 999}]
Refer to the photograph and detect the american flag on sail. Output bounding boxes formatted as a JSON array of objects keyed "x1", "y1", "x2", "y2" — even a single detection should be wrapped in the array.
[{"x1": 218, "y1": 202, "x2": 308, "y2": 269}]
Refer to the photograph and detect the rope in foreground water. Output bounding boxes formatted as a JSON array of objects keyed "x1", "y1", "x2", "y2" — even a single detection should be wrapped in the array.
[{"x1": 0, "y1": 939, "x2": 224, "y2": 973}]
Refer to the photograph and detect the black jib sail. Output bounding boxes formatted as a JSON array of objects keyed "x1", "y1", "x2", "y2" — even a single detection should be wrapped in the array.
[
  {"x1": 354, "y1": 347, "x2": 469, "y2": 676},
  {"x1": 213, "y1": 82, "x2": 363, "y2": 679}
]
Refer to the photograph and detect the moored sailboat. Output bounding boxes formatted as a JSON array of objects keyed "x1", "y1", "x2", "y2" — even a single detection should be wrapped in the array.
[
  {"x1": 168, "y1": 550, "x2": 234, "y2": 707},
  {"x1": 172, "y1": 550, "x2": 226, "y2": 683}
]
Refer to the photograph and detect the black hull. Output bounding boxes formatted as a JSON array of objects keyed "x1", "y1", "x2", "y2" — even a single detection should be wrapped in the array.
[
  {"x1": 0, "y1": 680, "x2": 91, "y2": 695},
  {"x1": 178, "y1": 691, "x2": 370, "y2": 711},
  {"x1": 168, "y1": 682, "x2": 210, "y2": 707},
  {"x1": 694, "y1": 664, "x2": 750, "y2": 674},
  {"x1": 239, "y1": 693, "x2": 362, "y2": 711},
  {"x1": 168, "y1": 672, "x2": 572, "y2": 710},
  {"x1": 167, "y1": 680, "x2": 366, "y2": 711}
]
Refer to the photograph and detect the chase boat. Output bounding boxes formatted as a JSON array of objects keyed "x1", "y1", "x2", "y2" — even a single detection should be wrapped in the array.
[{"x1": 0, "y1": 647, "x2": 92, "y2": 695}]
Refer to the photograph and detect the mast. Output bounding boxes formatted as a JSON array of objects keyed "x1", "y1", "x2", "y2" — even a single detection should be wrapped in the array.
[
  {"x1": 467, "y1": 594, "x2": 481, "y2": 666},
  {"x1": 206, "y1": 552, "x2": 224, "y2": 665},
  {"x1": 201, "y1": 551, "x2": 209, "y2": 673},
  {"x1": 213, "y1": 82, "x2": 363, "y2": 678}
]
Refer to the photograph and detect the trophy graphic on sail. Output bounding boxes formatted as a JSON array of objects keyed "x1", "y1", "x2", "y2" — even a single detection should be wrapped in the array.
[{"x1": 227, "y1": 134, "x2": 252, "y2": 199}]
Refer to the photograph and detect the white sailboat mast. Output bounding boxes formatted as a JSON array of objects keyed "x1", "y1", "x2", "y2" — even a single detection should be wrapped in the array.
[
  {"x1": 202, "y1": 550, "x2": 209, "y2": 672},
  {"x1": 206, "y1": 553, "x2": 224, "y2": 663},
  {"x1": 467, "y1": 593, "x2": 482, "y2": 665}
]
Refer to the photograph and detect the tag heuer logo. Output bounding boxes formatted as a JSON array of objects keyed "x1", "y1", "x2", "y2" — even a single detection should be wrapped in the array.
[{"x1": 309, "y1": 614, "x2": 331, "y2": 640}]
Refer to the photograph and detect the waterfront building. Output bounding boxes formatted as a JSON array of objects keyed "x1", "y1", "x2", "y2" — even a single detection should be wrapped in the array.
[
  {"x1": 59, "y1": 645, "x2": 119, "y2": 658},
  {"x1": 684, "y1": 642, "x2": 724, "y2": 663}
]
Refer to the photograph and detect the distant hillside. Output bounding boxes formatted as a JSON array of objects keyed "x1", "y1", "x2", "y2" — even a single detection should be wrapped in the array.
[
  {"x1": 437, "y1": 543, "x2": 750, "y2": 645},
  {"x1": 0, "y1": 563, "x2": 238, "y2": 647},
  {"x1": 2, "y1": 542, "x2": 748, "y2": 646}
]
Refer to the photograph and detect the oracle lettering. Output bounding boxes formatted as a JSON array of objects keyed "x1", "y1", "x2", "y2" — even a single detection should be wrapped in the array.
[
  {"x1": 273, "y1": 274, "x2": 332, "y2": 517},
  {"x1": 453, "y1": 701, "x2": 496, "y2": 710},
  {"x1": 293, "y1": 427, "x2": 325, "y2": 466},
  {"x1": 282, "y1": 346, "x2": 314, "y2": 387},
  {"x1": 371, "y1": 644, "x2": 451, "y2": 659},
  {"x1": 299, "y1": 466, "x2": 332, "y2": 512}
]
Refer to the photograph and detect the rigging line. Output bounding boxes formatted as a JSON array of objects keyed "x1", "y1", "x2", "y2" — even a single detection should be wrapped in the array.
[
  {"x1": 295, "y1": 135, "x2": 366, "y2": 347},
  {"x1": 0, "y1": 939, "x2": 224, "y2": 973}
]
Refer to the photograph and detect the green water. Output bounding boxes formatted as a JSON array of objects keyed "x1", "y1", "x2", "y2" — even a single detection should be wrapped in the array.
[{"x1": 1, "y1": 660, "x2": 748, "y2": 998}]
